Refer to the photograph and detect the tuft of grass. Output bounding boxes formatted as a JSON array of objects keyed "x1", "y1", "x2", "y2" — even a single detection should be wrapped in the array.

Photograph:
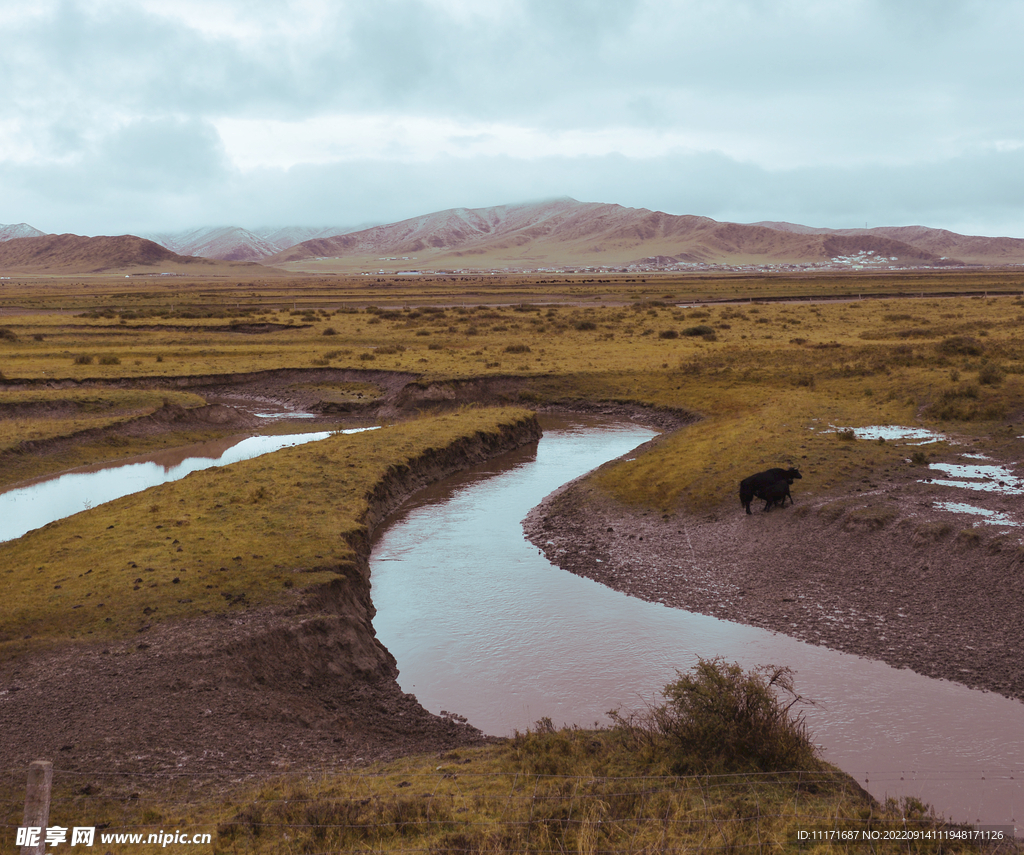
[{"x1": 842, "y1": 503, "x2": 898, "y2": 531}]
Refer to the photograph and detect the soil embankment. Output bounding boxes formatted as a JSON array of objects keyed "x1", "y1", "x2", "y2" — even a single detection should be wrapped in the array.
[
  {"x1": 0, "y1": 412, "x2": 541, "y2": 781},
  {"x1": 525, "y1": 460, "x2": 1024, "y2": 703}
]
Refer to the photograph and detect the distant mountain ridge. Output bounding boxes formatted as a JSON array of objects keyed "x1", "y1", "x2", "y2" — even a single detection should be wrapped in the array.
[
  {"x1": 143, "y1": 224, "x2": 363, "y2": 261},
  {"x1": 0, "y1": 233, "x2": 224, "y2": 273},
  {"x1": 265, "y1": 198, "x2": 1024, "y2": 269},
  {"x1": 5, "y1": 202, "x2": 1024, "y2": 272}
]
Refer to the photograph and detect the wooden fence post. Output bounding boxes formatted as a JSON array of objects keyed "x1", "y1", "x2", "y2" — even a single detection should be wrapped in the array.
[{"x1": 20, "y1": 761, "x2": 53, "y2": 855}]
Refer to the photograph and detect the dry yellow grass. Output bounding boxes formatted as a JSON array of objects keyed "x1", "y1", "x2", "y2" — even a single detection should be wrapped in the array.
[
  {"x1": 5, "y1": 292, "x2": 1024, "y2": 511},
  {"x1": 9, "y1": 726, "x2": 987, "y2": 855}
]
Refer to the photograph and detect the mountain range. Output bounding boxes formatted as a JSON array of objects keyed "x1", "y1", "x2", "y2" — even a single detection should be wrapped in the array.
[
  {"x1": 140, "y1": 224, "x2": 365, "y2": 262},
  {"x1": 4, "y1": 199, "x2": 1024, "y2": 273}
]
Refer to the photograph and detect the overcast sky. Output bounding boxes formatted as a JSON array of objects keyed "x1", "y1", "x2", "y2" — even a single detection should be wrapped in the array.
[{"x1": 3, "y1": 0, "x2": 1024, "y2": 237}]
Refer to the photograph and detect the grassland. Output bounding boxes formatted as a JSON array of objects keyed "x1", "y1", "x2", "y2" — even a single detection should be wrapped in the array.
[
  {"x1": 5, "y1": 273, "x2": 1024, "y2": 509},
  {"x1": 5, "y1": 275, "x2": 1024, "y2": 638},
  {"x1": 6, "y1": 726, "x2": 986, "y2": 855},
  {"x1": 3, "y1": 270, "x2": 1024, "y2": 848}
]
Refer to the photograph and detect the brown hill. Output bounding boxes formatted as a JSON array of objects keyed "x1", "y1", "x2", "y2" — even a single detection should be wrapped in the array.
[
  {"x1": 0, "y1": 233, "x2": 249, "y2": 274},
  {"x1": 753, "y1": 222, "x2": 1024, "y2": 265},
  {"x1": 266, "y1": 198, "x2": 1013, "y2": 272}
]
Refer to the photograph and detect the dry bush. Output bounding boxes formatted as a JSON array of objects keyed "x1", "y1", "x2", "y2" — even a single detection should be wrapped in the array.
[{"x1": 610, "y1": 658, "x2": 821, "y2": 775}]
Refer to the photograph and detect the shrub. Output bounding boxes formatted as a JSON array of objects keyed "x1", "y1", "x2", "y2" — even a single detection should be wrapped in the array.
[
  {"x1": 575, "y1": 320, "x2": 598, "y2": 331},
  {"x1": 937, "y1": 335, "x2": 984, "y2": 356},
  {"x1": 0, "y1": 327, "x2": 17, "y2": 341},
  {"x1": 978, "y1": 361, "x2": 1004, "y2": 385},
  {"x1": 611, "y1": 659, "x2": 819, "y2": 775},
  {"x1": 658, "y1": 329, "x2": 679, "y2": 339},
  {"x1": 681, "y1": 324, "x2": 715, "y2": 337},
  {"x1": 322, "y1": 327, "x2": 338, "y2": 336},
  {"x1": 376, "y1": 344, "x2": 406, "y2": 355},
  {"x1": 505, "y1": 343, "x2": 531, "y2": 353},
  {"x1": 73, "y1": 354, "x2": 94, "y2": 365},
  {"x1": 99, "y1": 355, "x2": 121, "y2": 365}
]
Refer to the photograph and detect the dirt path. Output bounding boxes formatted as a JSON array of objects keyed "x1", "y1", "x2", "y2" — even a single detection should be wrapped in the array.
[{"x1": 525, "y1": 451, "x2": 1024, "y2": 703}]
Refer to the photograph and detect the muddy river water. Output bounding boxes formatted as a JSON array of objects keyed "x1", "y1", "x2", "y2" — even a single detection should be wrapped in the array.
[{"x1": 371, "y1": 417, "x2": 1023, "y2": 831}]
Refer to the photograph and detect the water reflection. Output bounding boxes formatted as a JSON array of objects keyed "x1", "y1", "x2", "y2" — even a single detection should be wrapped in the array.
[
  {"x1": 371, "y1": 418, "x2": 1023, "y2": 828},
  {"x1": 0, "y1": 427, "x2": 378, "y2": 543}
]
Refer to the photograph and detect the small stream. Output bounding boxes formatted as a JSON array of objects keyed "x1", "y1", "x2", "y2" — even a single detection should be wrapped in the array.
[
  {"x1": 371, "y1": 416, "x2": 1023, "y2": 830},
  {"x1": 0, "y1": 428, "x2": 376, "y2": 543}
]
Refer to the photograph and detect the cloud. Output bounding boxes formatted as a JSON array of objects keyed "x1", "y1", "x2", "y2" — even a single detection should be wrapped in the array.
[{"x1": 2, "y1": 0, "x2": 1023, "y2": 237}]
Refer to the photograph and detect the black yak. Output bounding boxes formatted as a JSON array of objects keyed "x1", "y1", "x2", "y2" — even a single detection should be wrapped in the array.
[{"x1": 739, "y1": 467, "x2": 801, "y2": 514}]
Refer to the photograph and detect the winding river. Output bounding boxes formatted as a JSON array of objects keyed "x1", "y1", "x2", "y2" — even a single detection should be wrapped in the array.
[
  {"x1": 371, "y1": 416, "x2": 1023, "y2": 830},
  {"x1": 3, "y1": 417, "x2": 1021, "y2": 829}
]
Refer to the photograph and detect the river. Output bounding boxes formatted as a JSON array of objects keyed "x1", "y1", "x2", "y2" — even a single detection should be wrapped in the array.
[{"x1": 371, "y1": 416, "x2": 1023, "y2": 830}]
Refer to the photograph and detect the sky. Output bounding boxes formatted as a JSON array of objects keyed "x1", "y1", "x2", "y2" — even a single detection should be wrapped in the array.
[{"x1": 3, "y1": 0, "x2": 1024, "y2": 238}]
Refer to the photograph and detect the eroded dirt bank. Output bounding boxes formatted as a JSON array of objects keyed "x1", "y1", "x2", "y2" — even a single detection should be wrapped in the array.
[
  {"x1": 525, "y1": 460, "x2": 1024, "y2": 703},
  {"x1": 0, "y1": 413, "x2": 541, "y2": 782}
]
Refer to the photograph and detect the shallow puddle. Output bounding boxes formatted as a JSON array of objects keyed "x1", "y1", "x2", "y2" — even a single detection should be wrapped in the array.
[
  {"x1": 928, "y1": 462, "x2": 1024, "y2": 495},
  {"x1": 829, "y1": 424, "x2": 945, "y2": 444},
  {"x1": 371, "y1": 417, "x2": 1023, "y2": 828},
  {"x1": 0, "y1": 427, "x2": 378, "y2": 543},
  {"x1": 934, "y1": 502, "x2": 1022, "y2": 527}
]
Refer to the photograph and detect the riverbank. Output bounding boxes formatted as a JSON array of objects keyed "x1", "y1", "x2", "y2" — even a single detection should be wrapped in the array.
[
  {"x1": 0, "y1": 410, "x2": 541, "y2": 780},
  {"x1": 525, "y1": 446, "x2": 1024, "y2": 703}
]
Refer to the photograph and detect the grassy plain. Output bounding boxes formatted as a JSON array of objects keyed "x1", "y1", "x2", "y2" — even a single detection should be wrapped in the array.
[
  {"x1": 5, "y1": 270, "x2": 1024, "y2": 509},
  {"x1": 3, "y1": 270, "x2": 1024, "y2": 848},
  {"x1": 5, "y1": 272, "x2": 1024, "y2": 640}
]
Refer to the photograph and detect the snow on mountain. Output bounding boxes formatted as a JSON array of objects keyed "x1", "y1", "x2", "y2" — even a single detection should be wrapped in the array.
[
  {"x1": 141, "y1": 226, "x2": 280, "y2": 262},
  {"x1": 0, "y1": 223, "x2": 47, "y2": 241},
  {"x1": 143, "y1": 224, "x2": 363, "y2": 259},
  {"x1": 250, "y1": 225, "x2": 365, "y2": 252}
]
